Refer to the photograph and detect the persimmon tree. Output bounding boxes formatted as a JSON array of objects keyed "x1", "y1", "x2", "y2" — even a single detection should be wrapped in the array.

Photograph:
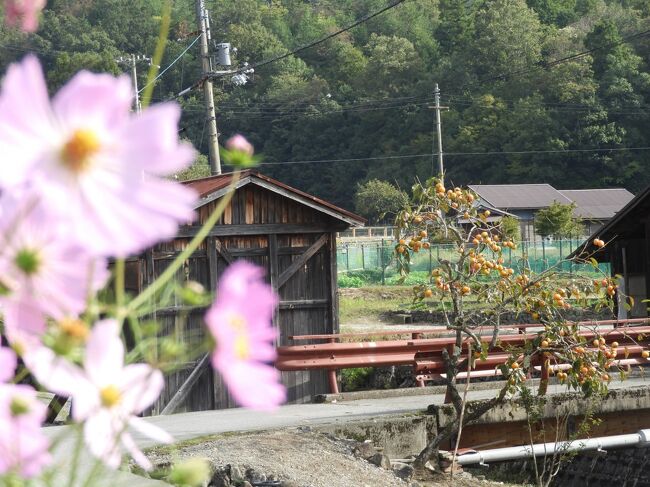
[{"x1": 394, "y1": 177, "x2": 630, "y2": 471}]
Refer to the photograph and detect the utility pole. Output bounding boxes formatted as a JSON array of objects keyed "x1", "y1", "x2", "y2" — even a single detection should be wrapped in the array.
[
  {"x1": 433, "y1": 83, "x2": 445, "y2": 182},
  {"x1": 116, "y1": 55, "x2": 150, "y2": 113},
  {"x1": 196, "y1": 0, "x2": 221, "y2": 175}
]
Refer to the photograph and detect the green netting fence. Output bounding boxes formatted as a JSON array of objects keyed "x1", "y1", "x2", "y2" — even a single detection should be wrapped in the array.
[{"x1": 336, "y1": 239, "x2": 609, "y2": 286}]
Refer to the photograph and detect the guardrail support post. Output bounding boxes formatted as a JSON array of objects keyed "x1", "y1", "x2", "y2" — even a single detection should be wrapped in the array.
[{"x1": 328, "y1": 370, "x2": 339, "y2": 394}]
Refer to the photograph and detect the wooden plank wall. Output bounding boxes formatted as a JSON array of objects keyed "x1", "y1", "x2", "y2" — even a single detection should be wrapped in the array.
[{"x1": 140, "y1": 183, "x2": 344, "y2": 412}]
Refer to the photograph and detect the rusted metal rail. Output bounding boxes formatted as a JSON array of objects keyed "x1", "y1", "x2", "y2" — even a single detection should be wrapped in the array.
[{"x1": 277, "y1": 319, "x2": 650, "y2": 396}]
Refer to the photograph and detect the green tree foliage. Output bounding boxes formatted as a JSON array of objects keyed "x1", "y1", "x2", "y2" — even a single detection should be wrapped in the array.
[
  {"x1": 500, "y1": 216, "x2": 522, "y2": 241},
  {"x1": 534, "y1": 201, "x2": 584, "y2": 238},
  {"x1": 4, "y1": 0, "x2": 649, "y2": 211},
  {"x1": 354, "y1": 179, "x2": 408, "y2": 224}
]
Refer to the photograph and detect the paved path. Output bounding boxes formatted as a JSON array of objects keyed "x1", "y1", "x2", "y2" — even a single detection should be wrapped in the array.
[{"x1": 41, "y1": 376, "x2": 650, "y2": 486}]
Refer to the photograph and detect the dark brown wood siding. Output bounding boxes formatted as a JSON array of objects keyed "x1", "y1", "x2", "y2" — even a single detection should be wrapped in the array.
[{"x1": 138, "y1": 182, "x2": 347, "y2": 413}]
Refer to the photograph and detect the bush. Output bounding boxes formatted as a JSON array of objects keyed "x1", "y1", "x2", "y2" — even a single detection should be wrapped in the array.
[
  {"x1": 338, "y1": 274, "x2": 365, "y2": 288},
  {"x1": 340, "y1": 367, "x2": 373, "y2": 392}
]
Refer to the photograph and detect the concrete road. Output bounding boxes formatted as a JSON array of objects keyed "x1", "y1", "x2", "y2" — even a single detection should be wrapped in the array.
[{"x1": 41, "y1": 376, "x2": 650, "y2": 486}]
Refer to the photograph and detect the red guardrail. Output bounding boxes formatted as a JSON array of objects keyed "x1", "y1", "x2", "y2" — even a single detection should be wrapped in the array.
[{"x1": 277, "y1": 319, "x2": 650, "y2": 396}]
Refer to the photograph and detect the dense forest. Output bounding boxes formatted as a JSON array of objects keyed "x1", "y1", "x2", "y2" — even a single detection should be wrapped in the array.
[{"x1": 1, "y1": 0, "x2": 649, "y2": 209}]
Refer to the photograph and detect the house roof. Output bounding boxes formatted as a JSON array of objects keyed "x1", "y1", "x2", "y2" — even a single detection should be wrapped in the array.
[
  {"x1": 558, "y1": 189, "x2": 635, "y2": 220},
  {"x1": 468, "y1": 184, "x2": 571, "y2": 210},
  {"x1": 182, "y1": 170, "x2": 365, "y2": 227},
  {"x1": 569, "y1": 186, "x2": 648, "y2": 262}
]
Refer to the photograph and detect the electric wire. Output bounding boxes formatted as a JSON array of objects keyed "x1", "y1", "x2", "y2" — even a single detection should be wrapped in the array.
[
  {"x1": 253, "y1": 146, "x2": 650, "y2": 166},
  {"x1": 138, "y1": 34, "x2": 201, "y2": 94},
  {"x1": 240, "y1": 0, "x2": 408, "y2": 72}
]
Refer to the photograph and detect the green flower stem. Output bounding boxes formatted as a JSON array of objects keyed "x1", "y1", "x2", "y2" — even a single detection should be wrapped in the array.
[
  {"x1": 127, "y1": 171, "x2": 241, "y2": 314},
  {"x1": 114, "y1": 258, "x2": 125, "y2": 317},
  {"x1": 140, "y1": 0, "x2": 172, "y2": 109}
]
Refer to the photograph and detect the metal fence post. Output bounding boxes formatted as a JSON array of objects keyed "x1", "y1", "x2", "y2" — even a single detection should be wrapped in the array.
[
  {"x1": 361, "y1": 243, "x2": 365, "y2": 270},
  {"x1": 379, "y1": 241, "x2": 385, "y2": 286},
  {"x1": 345, "y1": 243, "x2": 350, "y2": 272}
]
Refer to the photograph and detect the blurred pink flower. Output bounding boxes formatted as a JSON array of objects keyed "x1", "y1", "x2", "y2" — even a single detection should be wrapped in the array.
[
  {"x1": 26, "y1": 320, "x2": 171, "y2": 470},
  {"x1": 0, "y1": 195, "x2": 107, "y2": 349},
  {"x1": 225, "y1": 134, "x2": 254, "y2": 156},
  {"x1": 0, "y1": 55, "x2": 197, "y2": 257},
  {"x1": 0, "y1": 348, "x2": 50, "y2": 478},
  {"x1": 0, "y1": 347, "x2": 17, "y2": 383},
  {"x1": 205, "y1": 261, "x2": 285, "y2": 410},
  {"x1": 4, "y1": 0, "x2": 45, "y2": 32}
]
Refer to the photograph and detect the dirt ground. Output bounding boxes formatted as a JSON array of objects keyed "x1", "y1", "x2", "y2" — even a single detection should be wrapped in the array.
[{"x1": 144, "y1": 428, "x2": 520, "y2": 487}]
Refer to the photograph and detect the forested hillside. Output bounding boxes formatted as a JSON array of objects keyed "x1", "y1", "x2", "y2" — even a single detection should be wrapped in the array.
[{"x1": 1, "y1": 0, "x2": 649, "y2": 209}]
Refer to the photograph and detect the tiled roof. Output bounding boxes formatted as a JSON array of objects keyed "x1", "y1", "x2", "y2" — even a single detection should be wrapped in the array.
[
  {"x1": 468, "y1": 184, "x2": 571, "y2": 209},
  {"x1": 559, "y1": 189, "x2": 635, "y2": 220}
]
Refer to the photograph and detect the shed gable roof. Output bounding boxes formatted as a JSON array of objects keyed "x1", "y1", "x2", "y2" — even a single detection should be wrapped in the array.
[
  {"x1": 182, "y1": 170, "x2": 365, "y2": 227},
  {"x1": 468, "y1": 184, "x2": 571, "y2": 210},
  {"x1": 558, "y1": 188, "x2": 635, "y2": 220},
  {"x1": 570, "y1": 186, "x2": 648, "y2": 261}
]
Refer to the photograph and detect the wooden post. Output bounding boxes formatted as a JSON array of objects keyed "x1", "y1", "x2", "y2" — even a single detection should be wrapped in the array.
[
  {"x1": 269, "y1": 234, "x2": 279, "y2": 328},
  {"x1": 640, "y1": 220, "x2": 650, "y2": 316}
]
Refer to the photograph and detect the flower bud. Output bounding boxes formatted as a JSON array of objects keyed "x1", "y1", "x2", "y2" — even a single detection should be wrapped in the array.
[
  {"x1": 168, "y1": 458, "x2": 211, "y2": 487},
  {"x1": 225, "y1": 134, "x2": 254, "y2": 156}
]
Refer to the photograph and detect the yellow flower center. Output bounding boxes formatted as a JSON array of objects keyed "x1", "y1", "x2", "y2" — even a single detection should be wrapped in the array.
[
  {"x1": 228, "y1": 314, "x2": 249, "y2": 360},
  {"x1": 234, "y1": 334, "x2": 250, "y2": 360},
  {"x1": 61, "y1": 129, "x2": 100, "y2": 173},
  {"x1": 99, "y1": 385, "x2": 121, "y2": 408},
  {"x1": 59, "y1": 318, "x2": 89, "y2": 341}
]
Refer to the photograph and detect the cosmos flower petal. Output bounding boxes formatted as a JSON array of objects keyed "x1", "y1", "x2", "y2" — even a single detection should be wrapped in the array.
[
  {"x1": 84, "y1": 411, "x2": 122, "y2": 469},
  {"x1": 84, "y1": 320, "x2": 124, "y2": 386},
  {"x1": 218, "y1": 361, "x2": 286, "y2": 410},
  {"x1": 119, "y1": 365, "x2": 164, "y2": 414},
  {"x1": 0, "y1": 55, "x2": 53, "y2": 186},
  {"x1": 0, "y1": 348, "x2": 16, "y2": 383},
  {"x1": 206, "y1": 261, "x2": 285, "y2": 410},
  {"x1": 129, "y1": 417, "x2": 173, "y2": 445},
  {"x1": 24, "y1": 347, "x2": 88, "y2": 398},
  {"x1": 0, "y1": 384, "x2": 50, "y2": 478},
  {"x1": 53, "y1": 71, "x2": 132, "y2": 134},
  {"x1": 121, "y1": 103, "x2": 196, "y2": 174},
  {"x1": 0, "y1": 56, "x2": 198, "y2": 258},
  {"x1": 120, "y1": 431, "x2": 152, "y2": 470}
]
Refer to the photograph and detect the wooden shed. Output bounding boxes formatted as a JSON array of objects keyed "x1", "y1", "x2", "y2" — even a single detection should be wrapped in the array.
[
  {"x1": 571, "y1": 186, "x2": 648, "y2": 319},
  {"x1": 130, "y1": 170, "x2": 364, "y2": 413}
]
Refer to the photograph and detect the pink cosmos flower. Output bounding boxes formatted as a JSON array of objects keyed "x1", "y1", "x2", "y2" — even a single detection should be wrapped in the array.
[
  {"x1": 205, "y1": 261, "x2": 285, "y2": 410},
  {"x1": 0, "y1": 55, "x2": 197, "y2": 257},
  {"x1": 0, "y1": 347, "x2": 51, "y2": 478},
  {"x1": 225, "y1": 134, "x2": 254, "y2": 156},
  {"x1": 0, "y1": 195, "x2": 107, "y2": 349},
  {"x1": 26, "y1": 320, "x2": 171, "y2": 470},
  {"x1": 4, "y1": 0, "x2": 46, "y2": 32},
  {"x1": 0, "y1": 347, "x2": 17, "y2": 383}
]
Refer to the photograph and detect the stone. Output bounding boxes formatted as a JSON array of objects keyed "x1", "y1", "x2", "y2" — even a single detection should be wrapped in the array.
[
  {"x1": 353, "y1": 441, "x2": 376, "y2": 459},
  {"x1": 230, "y1": 465, "x2": 245, "y2": 483},
  {"x1": 280, "y1": 481, "x2": 300, "y2": 487},
  {"x1": 392, "y1": 462, "x2": 415, "y2": 481},
  {"x1": 210, "y1": 468, "x2": 231, "y2": 487},
  {"x1": 368, "y1": 453, "x2": 391, "y2": 470},
  {"x1": 241, "y1": 483, "x2": 253, "y2": 487},
  {"x1": 245, "y1": 467, "x2": 266, "y2": 483}
]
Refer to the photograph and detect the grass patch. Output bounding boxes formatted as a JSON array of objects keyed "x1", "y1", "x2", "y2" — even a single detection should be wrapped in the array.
[{"x1": 339, "y1": 286, "x2": 413, "y2": 324}]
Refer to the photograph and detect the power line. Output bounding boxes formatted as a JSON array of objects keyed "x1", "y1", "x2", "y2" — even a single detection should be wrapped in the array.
[
  {"x1": 242, "y1": 0, "x2": 408, "y2": 72},
  {"x1": 254, "y1": 146, "x2": 650, "y2": 166},
  {"x1": 138, "y1": 34, "x2": 201, "y2": 94}
]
